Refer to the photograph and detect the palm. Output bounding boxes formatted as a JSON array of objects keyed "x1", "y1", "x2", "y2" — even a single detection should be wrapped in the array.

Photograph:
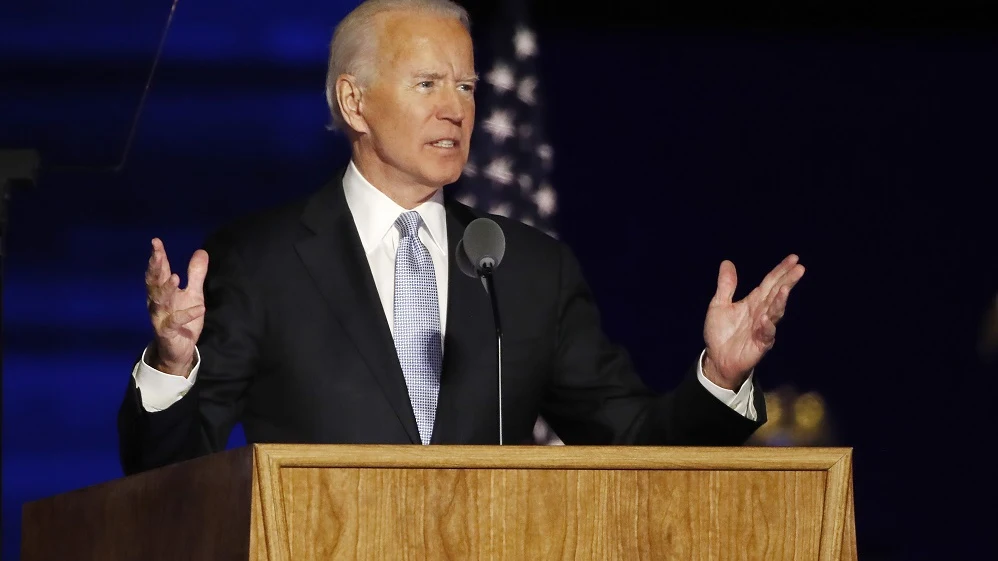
[
  {"x1": 155, "y1": 276, "x2": 205, "y2": 362},
  {"x1": 703, "y1": 255, "x2": 805, "y2": 388},
  {"x1": 145, "y1": 238, "x2": 209, "y2": 372}
]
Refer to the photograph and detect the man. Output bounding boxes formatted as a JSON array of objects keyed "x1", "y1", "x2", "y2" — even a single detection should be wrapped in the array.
[{"x1": 118, "y1": 0, "x2": 805, "y2": 475}]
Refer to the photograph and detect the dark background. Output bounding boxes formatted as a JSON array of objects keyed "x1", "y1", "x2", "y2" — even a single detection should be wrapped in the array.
[{"x1": 3, "y1": 1, "x2": 996, "y2": 559}]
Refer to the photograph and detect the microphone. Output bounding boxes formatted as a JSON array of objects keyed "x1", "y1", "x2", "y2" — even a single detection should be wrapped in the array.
[
  {"x1": 460, "y1": 218, "x2": 506, "y2": 274},
  {"x1": 457, "y1": 218, "x2": 507, "y2": 444}
]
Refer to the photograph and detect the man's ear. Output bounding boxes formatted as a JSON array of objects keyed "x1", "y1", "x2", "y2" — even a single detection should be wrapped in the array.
[
  {"x1": 335, "y1": 74, "x2": 369, "y2": 134},
  {"x1": 336, "y1": 74, "x2": 370, "y2": 133}
]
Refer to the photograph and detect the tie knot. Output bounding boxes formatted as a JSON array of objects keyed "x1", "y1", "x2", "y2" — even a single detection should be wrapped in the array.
[{"x1": 395, "y1": 211, "x2": 422, "y2": 238}]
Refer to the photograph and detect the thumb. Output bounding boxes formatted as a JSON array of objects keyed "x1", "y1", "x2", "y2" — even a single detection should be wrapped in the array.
[
  {"x1": 712, "y1": 260, "x2": 737, "y2": 305},
  {"x1": 186, "y1": 250, "x2": 209, "y2": 295}
]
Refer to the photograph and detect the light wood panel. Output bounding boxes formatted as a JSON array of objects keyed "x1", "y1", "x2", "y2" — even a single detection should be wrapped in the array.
[
  {"x1": 278, "y1": 468, "x2": 826, "y2": 561},
  {"x1": 249, "y1": 462, "x2": 269, "y2": 561},
  {"x1": 249, "y1": 445, "x2": 854, "y2": 561},
  {"x1": 841, "y1": 471, "x2": 858, "y2": 561},
  {"x1": 254, "y1": 444, "x2": 850, "y2": 470}
]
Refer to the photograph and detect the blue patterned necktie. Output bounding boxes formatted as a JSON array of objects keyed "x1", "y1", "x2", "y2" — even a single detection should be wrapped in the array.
[{"x1": 393, "y1": 211, "x2": 442, "y2": 445}]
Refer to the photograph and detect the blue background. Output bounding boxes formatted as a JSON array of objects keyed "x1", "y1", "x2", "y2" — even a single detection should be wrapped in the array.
[{"x1": 3, "y1": 1, "x2": 997, "y2": 559}]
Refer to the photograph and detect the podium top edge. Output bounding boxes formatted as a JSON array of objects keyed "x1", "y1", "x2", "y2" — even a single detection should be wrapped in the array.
[{"x1": 249, "y1": 444, "x2": 853, "y2": 471}]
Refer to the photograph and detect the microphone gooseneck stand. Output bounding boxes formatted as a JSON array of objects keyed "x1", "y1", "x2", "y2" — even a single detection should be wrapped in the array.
[
  {"x1": 460, "y1": 218, "x2": 507, "y2": 445},
  {"x1": 480, "y1": 263, "x2": 504, "y2": 445}
]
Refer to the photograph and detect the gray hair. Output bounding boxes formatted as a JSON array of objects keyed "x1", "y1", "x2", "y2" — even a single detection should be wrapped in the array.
[{"x1": 324, "y1": 0, "x2": 471, "y2": 132}]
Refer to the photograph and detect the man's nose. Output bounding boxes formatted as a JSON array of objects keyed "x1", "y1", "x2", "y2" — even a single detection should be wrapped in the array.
[{"x1": 437, "y1": 88, "x2": 466, "y2": 124}]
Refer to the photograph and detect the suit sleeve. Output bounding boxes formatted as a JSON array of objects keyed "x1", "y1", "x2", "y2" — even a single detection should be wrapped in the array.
[
  {"x1": 117, "y1": 230, "x2": 264, "y2": 475},
  {"x1": 538, "y1": 244, "x2": 766, "y2": 446}
]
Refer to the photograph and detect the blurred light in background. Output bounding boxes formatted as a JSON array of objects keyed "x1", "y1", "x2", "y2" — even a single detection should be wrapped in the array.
[{"x1": 749, "y1": 385, "x2": 836, "y2": 447}]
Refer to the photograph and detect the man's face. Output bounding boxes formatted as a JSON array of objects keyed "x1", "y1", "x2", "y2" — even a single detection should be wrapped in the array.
[{"x1": 358, "y1": 12, "x2": 476, "y2": 194}]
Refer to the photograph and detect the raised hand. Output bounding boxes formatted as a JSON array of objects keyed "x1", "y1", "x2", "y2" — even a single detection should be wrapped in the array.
[
  {"x1": 145, "y1": 238, "x2": 209, "y2": 377},
  {"x1": 702, "y1": 254, "x2": 805, "y2": 390}
]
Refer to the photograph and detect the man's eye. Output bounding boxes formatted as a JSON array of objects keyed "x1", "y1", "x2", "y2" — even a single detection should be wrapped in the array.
[
  {"x1": 458, "y1": 83, "x2": 475, "y2": 93},
  {"x1": 418, "y1": 81, "x2": 434, "y2": 88}
]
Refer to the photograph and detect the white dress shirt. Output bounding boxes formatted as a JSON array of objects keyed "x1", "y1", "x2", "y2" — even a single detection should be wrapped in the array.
[
  {"x1": 132, "y1": 161, "x2": 757, "y2": 422},
  {"x1": 340, "y1": 160, "x2": 450, "y2": 338}
]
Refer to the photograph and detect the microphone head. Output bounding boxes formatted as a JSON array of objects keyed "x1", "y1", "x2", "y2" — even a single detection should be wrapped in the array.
[
  {"x1": 455, "y1": 239, "x2": 478, "y2": 278},
  {"x1": 462, "y1": 218, "x2": 506, "y2": 274}
]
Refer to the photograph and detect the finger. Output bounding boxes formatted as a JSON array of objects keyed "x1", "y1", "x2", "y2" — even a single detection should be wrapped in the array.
[
  {"x1": 760, "y1": 254, "x2": 798, "y2": 295},
  {"x1": 767, "y1": 285, "x2": 791, "y2": 323},
  {"x1": 780, "y1": 262, "x2": 805, "y2": 284},
  {"x1": 789, "y1": 263, "x2": 805, "y2": 285},
  {"x1": 186, "y1": 250, "x2": 209, "y2": 296},
  {"x1": 711, "y1": 260, "x2": 738, "y2": 305},
  {"x1": 761, "y1": 262, "x2": 804, "y2": 307},
  {"x1": 145, "y1": 240, "x2": 160, "y2": 284},
  {"x1": 164, "y1": 304, "x2": 206, "y2": 330},
  {"x1": 755, "y1": 315, "x2": 777, "y2": 347},
  {"x1": 758, "y1": 254, "x2": 799, "y2": 297},
  {"x1": 763, "y1": 263, "x2": 805, "y2": 323},
  {"x1": 145, "y1": 238, "x2": 173, "y2": 287},
  {"x1": 769, "y1": 263, "x2": 805, "y2": 303},
  {"x1": 147, "y1": 273, "x2": 181, "y2": 311}
]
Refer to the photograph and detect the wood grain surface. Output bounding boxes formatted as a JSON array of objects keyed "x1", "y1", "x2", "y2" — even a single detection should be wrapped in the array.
[
  {"x1": 278, "y1": 468, "x2": 827, "y2": 560},
  {"x1": 21, "y1": 446, "x2": 255, "y2": 561},
  {"x1": 20, "y1": 445, "x2": 855, "y2": 560},
  {"x1": 251, "y1": 445, "x2": 853, "y2": 561},
  {"x1": 255, "y1": 444, "x2": 850, "y2": 470}
]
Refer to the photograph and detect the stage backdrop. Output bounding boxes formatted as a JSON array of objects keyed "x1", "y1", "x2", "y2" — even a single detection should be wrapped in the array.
[{"x1": 2, "y1": 1, "x2": 996, "y2": 560}]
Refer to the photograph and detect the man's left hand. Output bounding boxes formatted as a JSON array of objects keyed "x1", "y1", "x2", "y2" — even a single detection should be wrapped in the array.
[{"x1": 702, "y1": 254, "x2": 805, "y2": 390}]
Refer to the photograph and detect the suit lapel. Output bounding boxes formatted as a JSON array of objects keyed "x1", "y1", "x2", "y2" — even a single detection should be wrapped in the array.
[
  {"x1": 294, "y1": 175, "x2": 420, "y2": 444},
  {"x1": 431, "y1": 198, "x2": 497, "y2": 444}
]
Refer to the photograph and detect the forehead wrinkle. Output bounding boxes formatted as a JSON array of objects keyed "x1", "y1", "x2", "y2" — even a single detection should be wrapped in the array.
[{"x1": 412, "y1": 71, "x2": 447, "y2": 79}]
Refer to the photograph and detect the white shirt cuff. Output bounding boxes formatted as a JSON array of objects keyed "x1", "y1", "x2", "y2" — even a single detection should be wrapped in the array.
[
  {"x1": 131, "y1": 346, "x2": 200, "y2": 412},
  {"x1": 696, "y1": 349, "x2": 758, "y2": 421}
]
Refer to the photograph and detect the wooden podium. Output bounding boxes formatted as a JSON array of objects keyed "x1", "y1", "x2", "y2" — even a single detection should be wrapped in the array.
[{"x1": 22, "y1": 445, "x2": 856, "y2": 560}]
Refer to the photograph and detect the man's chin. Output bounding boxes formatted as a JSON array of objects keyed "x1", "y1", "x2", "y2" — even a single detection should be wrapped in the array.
[{"x1": 425, "y1": 167, "x2": 465, "y2": 189}]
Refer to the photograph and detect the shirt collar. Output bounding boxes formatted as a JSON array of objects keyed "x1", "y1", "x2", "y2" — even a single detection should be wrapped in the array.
[{"x1": 342, "y1": 160, "x2": 447, "y2": 256}]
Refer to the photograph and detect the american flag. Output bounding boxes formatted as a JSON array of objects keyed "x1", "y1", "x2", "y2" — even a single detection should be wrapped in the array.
[
  {"x1": 456, "y1": 0, "x2": 557, "y2": 236},
  {"x1": 454, "y1": 0, "x2": 562, "y2": 445}
]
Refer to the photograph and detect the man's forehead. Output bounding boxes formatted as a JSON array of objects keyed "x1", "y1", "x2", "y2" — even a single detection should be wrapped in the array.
[
  {"x1": 372, "y1": 16, "x2": 473, "y2": 75},
  {"x1": 375, "y1": 11, "x2": 472, "y2": 52},
  {"x1": 376, "y1": 10, "x2": 469, "y2": 39}
]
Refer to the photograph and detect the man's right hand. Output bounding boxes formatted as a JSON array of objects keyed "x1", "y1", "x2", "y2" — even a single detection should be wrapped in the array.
[{"x1": 145, "y1": 238, "x2": 209, "y2": 377}]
